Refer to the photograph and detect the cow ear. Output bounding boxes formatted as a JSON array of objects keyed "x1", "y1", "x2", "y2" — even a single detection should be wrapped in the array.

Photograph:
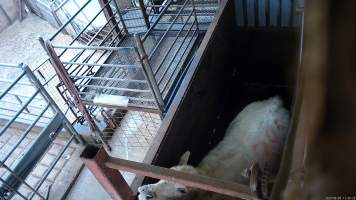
[{"x1": 179, "y1": 151, "x2": 191, "y2": 165}]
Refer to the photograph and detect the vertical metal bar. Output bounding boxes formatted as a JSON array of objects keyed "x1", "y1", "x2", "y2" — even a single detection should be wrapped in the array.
[
  {"x1": 0, "y1": 71, "x2": 26, "y2": 100},
  {"x1": 2, "y1": 104, "x2": 51, "y2": 162},
  {"x1": 134, "y1": 34, "x2": 165, "y2": 114},
  {"x1": 113, "y1": 0, "x2": 129, "y2": 34},
  {"x1": 289, "y1": 0, "x2": 296, "y2": 27},
  {"x1": 80, "y1": 145, "x2": 135, "y2": 200},
  {"x1": 0, "y1": 162, "x2": 46, "y2": 200},
  {"x1": 138, "y1": 0, "x2": 150, "y2": 28},
  {"x1": 191, "y1": 0, "x2": 200, "y2": 31},
  {"x1": 265, "y1": 0, "x2": 270, "y2": 26},
  {"x1": 28, "y1": 136, "x2": 75, "y2": 200},
  {"x1": 98, "y1": 0, "x2": 120, "y2": 34},
  {"x1": 254, "y1": 0, "x2": 259, "y2": 26},
  {"x1": 278, "y1": 0, "x2": 282, "y2": 26},
  {"x1": 243, "y1": 0, "x2": 248, "y2": 27},
  {"x1": 21, "y1": 64, "x2": 86, "y2": 145},
  {"x1": 0, "y1": 90, "x2": 40, "y2": 137}
]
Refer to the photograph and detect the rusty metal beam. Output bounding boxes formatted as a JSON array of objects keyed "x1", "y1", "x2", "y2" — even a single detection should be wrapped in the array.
[
  {"x1": 98, "y1": 0, "x2": 121, "y2": 34},
  {"x1": 106, "y1": 156, "x2": 255, "y2": 200},
  {"x1": 80, "y1": 145, "x2": 135, "y2": 200}
]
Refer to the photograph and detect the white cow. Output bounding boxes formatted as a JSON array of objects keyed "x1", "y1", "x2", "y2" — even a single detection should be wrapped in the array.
[{"x1": 138, "y1": 96, "x2": 290, "y2": 200}]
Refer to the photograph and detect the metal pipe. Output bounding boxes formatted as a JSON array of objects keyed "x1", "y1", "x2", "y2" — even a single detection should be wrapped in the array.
[
  {"x1": 278, "y1": 0, "x2": 282, "y2": 26},
  {"x1": 2, "y1": 104, "x2": 51, "y2": 162},
  {"x1": 138, "y1": 0, "x2": 150, "y2": 28},
  {"x1": 142, "y1": 0, "x2": 173, "y2": 42},
  {"x1": 265, "y1": 0, "x2": 270, "y2": 26},
  {"x1": 80, "y1": 145, "x2": 135, "y2": 200},
  {"x1": 50, "y1": 0, "x2": 92, "y2": 40},
  {"x1": 148, "y1": 0, "x2": 191, "y2": 60},
  {"x1": 74, "y1": 83, "x2": 151, "y2": 93},
  {"x1": 28, "y1": 136, "x2": 75, "y2": 200},
  {"x1": 22, "y1": 64, "x2": 86, "y2": 145},
  {"x1": 0, "y1": 71, "x2": 26, "y2": 100},
  {"x1": 134, "y1": 34, "x2": 165, "y2": 114},
  {"x1": 63, "y1": 62, "x2": 139, "y2": 69},
  {"x1": 53, "y1": 45, "x2": 134, "y2": 51},
  {"x1": 112, "y1": 0, "x2": 129, "y2": 34},
  {"x1": 243, "y1": 0, "x2": 248, "y2": 27},
  {"x1": 154, "y1": 10, "x2": 194, "y2": 76},
  {"x1": 254, "y1": 0, "x2": 259, "y2": 26},
  {"x1": 71, "y1": 75, "x2": 147, "y2": 83},
  {"x1": 0, "y1": 90, "x2": 40, "y2": 137},
  {"x1": 0, "y1": 177, "x2": 28, "y2": 200},
  {"x1": 161, "y1": 28, "x2": 198, "y2": 94},
  {"x1": 0, "y1": 163, "x2": 46, "y2": 199},
  {"x1": 0, "y1": 63, "x2": 22, "y2": 68}
]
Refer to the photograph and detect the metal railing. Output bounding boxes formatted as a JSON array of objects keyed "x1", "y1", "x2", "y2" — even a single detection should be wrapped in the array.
[
  {"x1": 0, "y1": 63, "x2": 84, "y2": 199},
  {"x1": 37, "y1": 0, "x2": 217, "y2": 151}
]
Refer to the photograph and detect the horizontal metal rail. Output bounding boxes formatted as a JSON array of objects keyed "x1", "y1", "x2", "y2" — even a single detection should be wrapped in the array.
[
  {"x1": 53, "y1": 45, "x2": 134, "y2": 51},
  {"x1": 75, "y1": 83, "x2": 151, "y2": 93},
  {"x1": 0, "y1": 72, "x2": 26, "y2": 100},
  {"x1": 71, "y1": 75, "x2": 147, "y2": 83}
]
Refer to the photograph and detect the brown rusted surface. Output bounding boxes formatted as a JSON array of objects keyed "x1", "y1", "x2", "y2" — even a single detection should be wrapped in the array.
[
  {"x1": 80, "y1": 145, "x2": 135, "y2": 200},
  {"x1": 106, "y1": 156, "x2": 257, "y2": 200}
]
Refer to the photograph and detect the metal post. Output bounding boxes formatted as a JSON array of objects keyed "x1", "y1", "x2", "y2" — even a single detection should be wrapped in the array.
[
  {"x1": 191, "y1": 0, "x2": 200, "y2": 32},
  {"x1": 21, "y1": 64, "x2": 86, "y2": 145},
  {"x1": 112, "y1": 0, "x2": 129, "y2": 34},
  {"x1": 80, "y1": 145, "x2": 135, "y2": 200},
  {"x1": 138, "y1": 0, "x2": 150, "y2": 29},
  {"x1": 98, "y1": 0, "x2": 121, "y2": 34},
  {"x1": 134, "y1": 34, "x2": 165, "y2": 115}
]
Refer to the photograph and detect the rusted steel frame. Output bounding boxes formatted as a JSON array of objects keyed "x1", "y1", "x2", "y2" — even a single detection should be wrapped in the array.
[
  {"x1": 80, "y1": 145, "x2": 135, "y2": 200},
  {"x1": 98, "y1": 0, "x2": 121, "y2": 34},
  {"x1": 39, "y1": 38, "x2": 112, "y2": 151},
  {"x1": 106, "y1": 154, "x2": 256, "y2": 200}
]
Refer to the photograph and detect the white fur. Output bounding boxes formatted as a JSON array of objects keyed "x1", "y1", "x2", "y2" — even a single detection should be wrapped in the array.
[{"x1": 138, "y1": 96, "x2": 290, "y2": 200}]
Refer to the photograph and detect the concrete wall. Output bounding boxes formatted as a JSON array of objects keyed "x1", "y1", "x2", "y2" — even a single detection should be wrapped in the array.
[{"x1": 0, "y1": 0, "x2": 19, "y2": 33}]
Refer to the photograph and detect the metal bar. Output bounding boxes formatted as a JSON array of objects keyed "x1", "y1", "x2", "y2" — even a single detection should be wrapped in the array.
[
  {"x1": 112, "y1": 0, "x2": 129, "y2": 34},
  {"x1": 265, "y1": 0, "x2": 270, "y2": 26},
  {"x1": 142, "y1": 0, "x2": 173, "y2": 42},
  {"x1": 0, "y1": 63, "x2": 22, "y2": 68},
  {"x1": 22, "y1": 64, "x2": 86, "y2": 145},
  {"x1": 254, "y1": 0, "x2": 259, "y2": 26},
  {"x1": 289, "y1": 0, "x2": 296, "y2": 27},
  {"x1": 243, "y1": 0, "x2": 248, "y2": 27},
  {"x1": 53, "y1": 45, "x2": 134, "y2": 51},
  {"x1": 50, "y1": 0, "x2": 92, "y2": 40},
  {"x1": 138, "y1": 0, "x2": 150, "y2": 28},
  {"x1": 0, "y1": 105, "x2": 52, "y2": 120},
  {"x1": 155, "y1": 11, "x2": 194, "y2": 77},
  {"x1": 98, "y1": 0, "x2": 121, "y2": 34},
  {"x1": 0, "y1": 90, "x2": 40, "y2": 137},
  {"x1": 148, "y1": 0, "x2": 191, "y2": 60},
  {"x1": 83, "y1": 101, "x2": 161, "y2": 114},
  {"x1": 75, "y1": 83, "x2": 151, "y2": 93},
  {"x1": 62, "y1": 62, "x2": 139, "y2": 68},
  {"x1": 71, "y1": 75, "x2": 147, "y2": 83},
  {"x1": 0, "y1": 177, "x2": 28, "y2": 200},
  {"x1": 0, "y1": 71, "x2": 26, "y2": 100},
  {"x1": 103, "y1": 152, "x2": 255, "y2": 199},
  {"x1": 80, "y1": 145, "x2": 135, "y2": 200},
  {"x1": 0, "y1": 162, "x2": 46, "y2": 199},
  {"x1": 2, "y1": 104, "x2": 51, "y2": 163},
  {"x1": 278, "y1": 0, "x2": 282, "y2": 26},
  {"x1": 134, "y1": 34, "x2": 165, "y2": 114},
  {"x1": 191, "y1": 0, "x2": 200, "y2": 31},
  {"x1": 28, "y1": 136, "x2": 75, "y2": 200},
  {"x1": 161, "y1": 28, "x2": 197, "y2": 94},
  {"x1": 0, "y1": 5, "x2": 12, "y2": 24}
]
